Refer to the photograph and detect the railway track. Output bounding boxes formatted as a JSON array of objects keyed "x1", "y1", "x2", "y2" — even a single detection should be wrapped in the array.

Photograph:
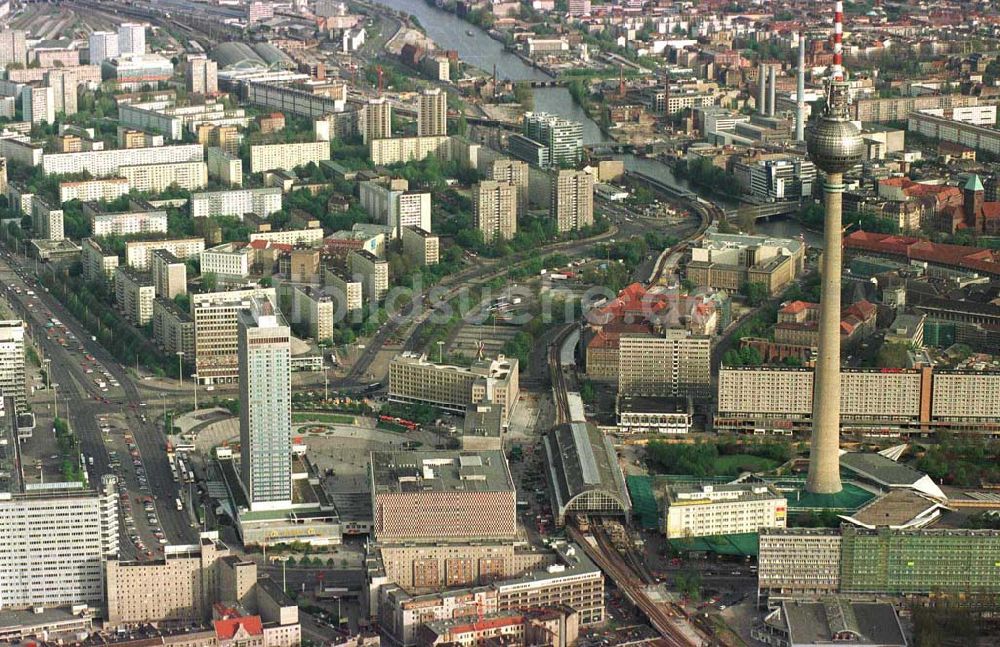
[
  {"x1": 570, "y1": 527, "x2": 697, "y2": 647},
  {"x1": 548, "y1": 324, "x2": 576, "y2": 424}
]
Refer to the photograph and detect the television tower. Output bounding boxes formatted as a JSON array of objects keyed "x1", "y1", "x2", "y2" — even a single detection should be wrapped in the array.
[{"x1": 804, "y1": 1, "x2": 863, "y2": 494}]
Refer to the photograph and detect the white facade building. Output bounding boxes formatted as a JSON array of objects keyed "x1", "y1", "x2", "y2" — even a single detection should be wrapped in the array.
[
  {"x1": 664, "y1": 484, "x2": 787, "y2": 539},
  {"x1": 190, "y1": 188, "x2": 282, "y2": 219},
  {"x1": 42, "y1": 144, "x2": 204, "y2": 178}
]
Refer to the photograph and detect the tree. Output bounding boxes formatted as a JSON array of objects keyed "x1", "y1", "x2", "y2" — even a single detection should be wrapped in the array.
[
  {"x1": 202, "y1": 272, "x2": 218, "y2": 293},
  {"x1": 740, "y1": 281, "x2": 769, "y2": 306}
]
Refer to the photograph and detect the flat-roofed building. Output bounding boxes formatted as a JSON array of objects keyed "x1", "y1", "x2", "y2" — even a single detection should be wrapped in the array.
[
  {"x1": 417, "y1": 88, "x2": 447, "y2": 137},
  {"x1": 0, "y1": 415, "x2": 119, "y2": 611},
  {"x1": 279, "y1": 282, "x2": 334, "y2": 343},
  {"x1": 323, "y1": 267, "x2": 363, "y2": 315},
  {"x1": 370, "y1": 450, "x2": 516, "y2": 543},
  {"x1": 490, "y1": 158, "x2": 529, "y2": 217},
  {"x1": 686, "y1": 225, "x2": 804, "y2": 296},
  {"x1": 664, "y1": 483, "x2": 786, "y2": 539},
  {"x1": 125, "y1": 237, "x2": 206, "y2": 271},
  {"x1": 388, "y1": 352, "x2": 520, "y2": 425},
  {"x1": 0, "y1": 320, "x2": 25, "y2": 411},
  {"x1": 152, "y1": 297, "x2": 195, "y2": 363},
  {"x1": 550, "y1": 169, "x2": 593, "y2": 232},
  {"x1": 120, "y1": 160, "x2": 208, "y2": 193},
  {"x1": 349, "y1": 249, "x2": 388, "y2": 303},
  {"x1": 31, "y1": 197, "x2": 63, "y2": 241},
  {"x1": 207, "y1": 146, "x2": 243, "y2": 187},
  {"x1": 400, "y1": 225, "x2": 439, "y2": 266},
  {"x1": 200, "y1": 243, "x2": 251, "y2": 283},
  {"x1": 192, "y1": 287, "x2": 277, "y2": 384},
  {"x1": 86, "y1": 202, "x2": 167, "y2": 237},
  {"x1": 151, "y1": 249, "x2": 187, "y2": 299},
  {"x1": 618, "y1": 329, "x2": 711, "y2": 399},
  {"x1": 42, "y1": 143, "x2": 203, "y2": 177},
  {"x1": 59, "y1": 177, "x2": 130, "y2": 204},
  {"x1": 757, "y1": 528, "x2": 843, "y2": 604},
  {"x1": 105, "y1": 532, "x2": 253, "y2": 626},
  {"x1": 250, "y1": 141, "x2": 330, "y2": 173},
  {"x1": 81, "y1": 237, "x2": 119, "y2": 283},
  {"x1": 191, "y1": 187, "x2": 282, "y2": 220},
  {"x1": 115, "y1": 265, "x2": 155, "y2": 326},
  {"x1": 461, "y1": 402, "x2": 503, "y2": 451},
  {"x1": 474, "y1": 180, "x2": 517, "y2": 242},
  {"x1": 248, "y1": 227, "x2": 324, "y2": 247},
  {"x1": 368, "y1": 134, "x2": 452, "y2": 166}
]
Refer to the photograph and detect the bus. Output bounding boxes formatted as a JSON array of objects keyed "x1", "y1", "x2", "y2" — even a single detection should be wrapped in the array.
[{"x1": 175, "y1": 498, "x2": 183, "y2": 511}]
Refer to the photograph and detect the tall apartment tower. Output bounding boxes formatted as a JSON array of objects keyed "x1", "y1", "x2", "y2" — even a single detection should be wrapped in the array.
[
  {"x1": 21, "y1": 86, "x2": 54, "y2": 125},
  {"x1": 490, "y1": 158, "x2": 529, "y2": 217},
  {"x1": 473, "y1": 180, "x2": 518, "y2": 242},
  {"x1": 804, "y1": 1, "x2": 863, "y2": 495},
  {"x1": 0, "y1": 30, "x2": 27, "y2": 68},
  {"x1": 118, "y1": 23, "x2": 146, "y2": 56},
  {"x1": 550, "y1": 169, "x2": 594, "y2": 232},
  {"x1": 89, "y1": 31, "x2": 119, "y2": 66},
  {"x1": 417, "y1": 88, "x2": 448, "y2": 137},
  {"x1": 46, "y1": 69, "x2": 79, "y2": 116},
  {"x1": 238, "y1": 297, "x2": 292, "y2": 511},
  {"x1": 361, "y1": 97, "x2": 392, "y2": 144},
  {"x1": 523, "y1": 112, "x2": 583, "y2": 167},
  {"x1": 0, "y1": 320, "x2": 25, "y2": 411},
  {"x1": 187, "y1": 56, "x2": 219, "y2": 95}
]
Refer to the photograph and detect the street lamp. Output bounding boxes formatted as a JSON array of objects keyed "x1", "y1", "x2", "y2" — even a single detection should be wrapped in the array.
[
  {"x1": 52, "y1": 383, "x2": 59, "y2": 419},
  {"x1": 436, "y1": 340, "x2": 444, "y2": 364},
  {"x1": 42, "y1": 358, "x2": 50, "y2": 394},
  {"x1": 158, "y1": 393, "x2": 167, "y2": 431},
  {"x1": 176, "y1": 352, "x2": 184, "y2": 387},
  {"x1": 323, "y1": 367, "x2": 328, "y2": 401},
  {"x1": 192, "y1": 373, "x2": 199, "y2": 411}
]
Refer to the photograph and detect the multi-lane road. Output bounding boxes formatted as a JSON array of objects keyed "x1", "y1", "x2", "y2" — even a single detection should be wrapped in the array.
[{"x1": 0, "y1": 249, "x2": 198, "y2": 554}]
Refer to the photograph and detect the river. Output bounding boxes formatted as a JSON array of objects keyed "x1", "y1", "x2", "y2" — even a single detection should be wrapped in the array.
[{"x1": 369, "y1": 0, "x2": 819, "y2": 246}]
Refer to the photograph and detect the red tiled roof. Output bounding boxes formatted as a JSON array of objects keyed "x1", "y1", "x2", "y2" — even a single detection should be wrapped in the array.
[
  {"x1": 779, "y1": 300, "x2": 816, "y2": 314},
  {"x1": 845, "y1": 230, "x2": 1000, "y2": 276},
  {"x1": 214, "y1": 616, "x2": 263, "y2": 640}
]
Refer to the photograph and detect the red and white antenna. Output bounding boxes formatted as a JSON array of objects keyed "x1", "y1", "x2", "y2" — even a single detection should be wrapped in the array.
[{"x1": 832, "y1": 0, "x2": 845, "y2": 81}]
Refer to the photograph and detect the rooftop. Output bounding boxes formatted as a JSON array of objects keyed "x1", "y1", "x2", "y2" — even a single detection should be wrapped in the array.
[
  {"x1": 840, "y1": 451, "x2": 946, "y2": 500},
  {"x1": 666, "y1": 483, "x2": 785, "y2": 506},
  {"x1": 370, "y1": 450, "x2": 514, "y2": 495},
  {"x1": 392, "y1": 352, "x2": 517, "y2": 382},
  {"x1": 544, "y1": 422, "x2": 631, "y2": 516},
  {"x1": 843, "y1": 488, "x2": 948, "y2": 530},
  {"x1": 778, "y1": 600, "x2": 907, "y2": 647}
]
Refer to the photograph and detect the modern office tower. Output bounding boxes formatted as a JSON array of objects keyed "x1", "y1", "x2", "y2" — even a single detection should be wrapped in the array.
[
  {"x1": 0, "y1": 29, "x2": 26, "y2": 68},
  {"x1": 804, "y1": 0, "x2": 863, "y2": 495},
  {"x1": 20, "y1": 86, "x2": 54, "y2": 125},
  {"x1": 757, "y1": 62, "x2": 766, "y2": 115},
  {"x1": 192, "y1": 287, "x2": 277, "y2": 385},
  {"x1": 617, "y1": 329, "x2": 711, "y2": 398},
  {"x1": 361, "y1": 97, "x2": 392, "y2": 143},
  {"x1": 473, "y1": 180, "x2": 518, "y2": 242},
  {"x1": 550, "y1": 169, "x2": 594, "y2": 232},
  {"x1": 238, "y1": 297, "x2": 292, "y2": 511},
  {"x1": 490, "y1": 158, "x2": 529, "y2": 217},
  {"x1": 152, "y1": 249, "x2": 188, "y2": 300},
  {"x1": 388, "y1": 352, "x2": 520, "y2": 425},
  {"x1": 46, "y1": 69, "x2": 79, "y2": 116},
  {"x1": 187, "y1": 56, "x2": 219, "y2": 95},
  {"x1": 0, "y1": 411, "x2": 119, "y2": 611},
  {"x1": 417, "y1": 88, "x2": 448, "y2": 137},
  {"x1": 88, "y1": 31, "x2": 119, "y2": 65},
  {"x1": 522, "y1": 112, "x2": 583, "y2": 167},
  {"x1": 370, "y1": 450, "x2": 517, "y2": 543},
  {"x1": 0, "y1": 321, "x2": 25, "y2": 411},
  {"x1": 118, "y1": 23, "x2": 146, "y2": 55}
]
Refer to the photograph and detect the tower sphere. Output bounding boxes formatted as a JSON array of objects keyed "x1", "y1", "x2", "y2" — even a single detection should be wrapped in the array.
[{"x1": 807, "y1": 114, "x2": 864, "y2": 174}]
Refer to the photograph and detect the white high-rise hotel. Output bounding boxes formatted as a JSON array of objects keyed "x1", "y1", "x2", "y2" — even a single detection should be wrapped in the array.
[
  {"x1": 238, "y1": 297, "x2": 292, "y2": 511},
  {"x1": 0, "y1": 320, "x2": 25, "y2": 411}
]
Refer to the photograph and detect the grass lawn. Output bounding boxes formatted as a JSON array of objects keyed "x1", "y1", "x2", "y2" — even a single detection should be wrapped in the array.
[
  {"x1": 291, "y1": 413, "x2": 355, "y2": 425},
  {"x1": 715, "y1": 454, "x2": 779, "y2": 473}
]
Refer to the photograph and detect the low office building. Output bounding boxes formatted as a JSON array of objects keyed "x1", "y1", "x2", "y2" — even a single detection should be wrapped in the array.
[
  {"x1": 370, "y1": 450, "x2": 517, "y2": 543},
  {"x1": 191, "y1": 187, "x2": 282, "y2": 219},
  {"x1": 349, "y1": 249, "x2": 388, "y2": 303},
  {"x1": 115, "y1": 265, "x2": 155, "y2": 326},
  {"x1": 616, "y1": 395, "x2": 692, "y2": 434},
  {"x1": 663, "y1": 484, "x2": 786, "y2": 539},
  {"x1": 105, "y1": 533, "x2": 254, "y2": 626},
  {"x1": 418, "y1": 608, "x2": 579, "y2": 647},
  {"x1": 102, "y1": 53, "x2": 172, "y2": 90},
  {"x1": 152, "y1": 297, "x2": 195, "y2": 362},
  {"x1": 400, "y1": 225, "x2": 439, "y2": 266},
  {"x1": 201, "y1": 243, "x2": 252, "y2": 283},
  {"x1": 120, "y1": 160, "x2": 208, "y2": 193},
  {"x1": 125, "y1": 237, "x2": 206, "y2": 271},
  {"x1": 81, "y1": 237, "x2": 119, "y2": 283},
  {"x1": 388, "y1": 352, "x2": 520, "y2": 425},
  {"x1": 250, "y1": 141, "x2": 330, "y2": 173},
  {"x1": 686, "y1": 225, "x2": 804, "y2": 296},
  {"x1": 461, "y1": 401, "x2": 503, "y2": 451},
  {"x1": 0, "y1": 416, "x2": 118, "y2": 611}
]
